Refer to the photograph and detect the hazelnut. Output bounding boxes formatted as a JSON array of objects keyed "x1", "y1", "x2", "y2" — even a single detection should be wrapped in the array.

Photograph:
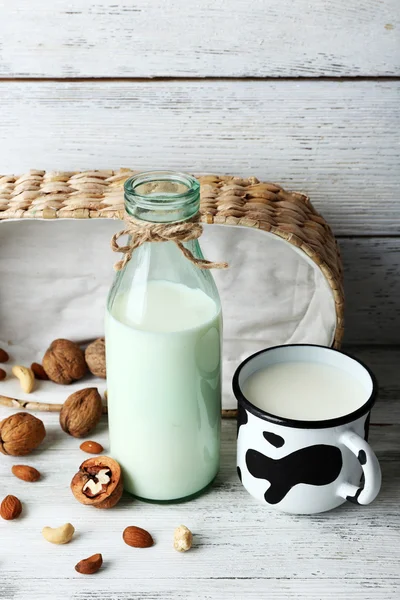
[
  {"x1": 43, "y1": 339, "x2": 87, "y2": 385},
  {"x1": 60, "y1": 388, "x2": 103, "y2": 438},
  {"x1": 71, "y1": 456, "x2": 123, "y2": 509},
  {"x1": 85, "y1": 338, "x2": 106, "y2": 379},
  {"x1": 173, "y1": 525, "x2": 193, "y2": 552},
  {"x1": 0, "y1": 412, "x2": 46, "y2": 456}
]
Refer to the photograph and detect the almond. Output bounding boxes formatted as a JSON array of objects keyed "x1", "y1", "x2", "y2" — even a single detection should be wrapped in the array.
[
  {"x1": 0, "y1": 495, "x2": 22, "y2": 520},
  {"x1": 0, "y1": 348, "x2": 9, "y2": 363},
  {"x1": 12, "y1": 465, "x2": 41, "y2": 482},
  {"x1": 123, "y1": 526, "x2": 153, "y2": 548},
  {"x1": 31, "y1": 362, "x2": 49, "y2": 381},
  {"x1": 80, "y1": 440, "x2": 104, "y2": 454},
  {"x1": 75, "y1": 553, "x2": 103, "y2": 575},
  {"x1": 0, "y1": 368, "x2": 6, "y2": 381}
]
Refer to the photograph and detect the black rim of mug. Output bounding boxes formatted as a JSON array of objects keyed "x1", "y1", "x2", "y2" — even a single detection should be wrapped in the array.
[{"x1": 232, "y1": 344, "x2": 378, "y2": 429}]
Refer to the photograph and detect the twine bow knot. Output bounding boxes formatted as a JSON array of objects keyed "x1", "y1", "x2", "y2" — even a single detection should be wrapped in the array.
[{"x1": 111, "y1": 215, "x2": 228, "y2": 271}]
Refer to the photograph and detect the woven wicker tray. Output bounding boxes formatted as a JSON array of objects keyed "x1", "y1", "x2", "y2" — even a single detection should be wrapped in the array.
[
  {"x1": 0, "y1": 169, "x2": 344, "y2": 417},
  {"x1": 0, "y1": 168, "x2": 344, "y2": 344}
]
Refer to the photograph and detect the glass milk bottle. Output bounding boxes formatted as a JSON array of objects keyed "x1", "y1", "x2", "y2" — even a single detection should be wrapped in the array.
[{"x1": 105, "y1": 171, "x2": 222, "y2": 502}]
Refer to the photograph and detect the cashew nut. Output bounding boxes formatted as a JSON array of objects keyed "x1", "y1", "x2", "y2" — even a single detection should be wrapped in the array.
[
  {"x1": 173, "y1": 525, "x2": 193, "y2": 552},
  {"x1": 12, "y1": 365, "x2": 35, "y2": 394},
  {"x1": 42, "y1": 523, "x2": 75, "y2": 545}
]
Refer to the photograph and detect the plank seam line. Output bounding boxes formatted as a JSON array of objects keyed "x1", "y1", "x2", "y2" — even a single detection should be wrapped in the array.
[
  {"x1": 9, "y1": 576, "x2": 400, "y2": 581},
  {"x1": 336, "y1": 235, "x2": 400, "y2": 240},
  {"x1": 343, "y1": 344, "x2": 400, "y2": 350},
  {"x1": 0, "y1": 75, "x2": 399, "y2": 83}
]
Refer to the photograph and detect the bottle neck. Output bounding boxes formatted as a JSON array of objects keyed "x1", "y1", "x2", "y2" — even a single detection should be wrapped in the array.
[
  {"x1": 140, "y1": 238, "x2": 205, "y2": 265},
  {"x1": 124, "y1": 171, "x2": 200, "y2": 223}
]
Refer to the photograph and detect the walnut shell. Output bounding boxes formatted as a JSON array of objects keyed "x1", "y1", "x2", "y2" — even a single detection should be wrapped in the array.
[
  {"x1": 43, "y1": 339, "x2": 87, "y2": 385},
  {"x1": 0, "y1": 412, "x2": 46, "y2": 456},
  {"x1": 60, "y1": 388, "x2": 103, "y2": 438},
  {"x1": 71, "y1": 456, "x2": 123, "y2": 509},
  {"x1": 85, "y1": 338, "x2": 106, "y2": 379}
]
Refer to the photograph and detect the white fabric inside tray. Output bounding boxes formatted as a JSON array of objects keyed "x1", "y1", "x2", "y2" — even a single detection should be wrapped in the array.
[{"x1": 0, "y1": 219, "x2": 336, "y2": 409}]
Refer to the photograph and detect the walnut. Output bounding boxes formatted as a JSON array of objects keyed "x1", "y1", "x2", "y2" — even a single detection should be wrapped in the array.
[
  {"x1": 71, "y1": 456, "x2": 123, "y2": 509},
  {"x1": 85, "y1": 338, "x2": 106, "y2": 379},
  {"x1": 60, "y1": 388, "x2": 103, "y2": 438},
  {"x1": 43, "y1": 339, "x2": 87, "y2": 385},
  {"x1": 0, "y1": 412, "x2": 46, "y2": 456}
]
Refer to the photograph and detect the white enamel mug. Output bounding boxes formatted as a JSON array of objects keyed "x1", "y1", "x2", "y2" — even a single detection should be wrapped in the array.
[{"x1": 233, "y1": 345, "x2": 381, "y2": 514}]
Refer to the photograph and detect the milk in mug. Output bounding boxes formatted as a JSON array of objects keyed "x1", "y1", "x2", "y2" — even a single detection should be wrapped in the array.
[
  {"x1": 243, "y1": 361, "x2": 368, "y2": 421},
  {"x1": 105, "y1": 279, "x2": 222, "y2": 501}
]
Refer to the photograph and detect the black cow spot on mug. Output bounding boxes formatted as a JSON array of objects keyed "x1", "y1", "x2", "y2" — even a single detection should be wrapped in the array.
[
  {"x1": 358, "y1": 450, "x2": 367, "y2": 465},
  {"x1": 246, "y1": 445, "x2": 343, "y2": 504},
  {"x1": 237, "y1": 466, "x2": 242, "y2": 482},
  {"x1": 346, "y1": 453, "x2": 366, "y2": 504},
  {"x1": 237, "y1": 404, "x2": 248, "y2": 436},
  {"x1": 346, "y1": 486, "x2": 363, "y2": 505},
  {"x1": 364, "y1": 413, "x2": 371, "y2": 442},
  {"x1": 263, "y1": 431, "x2": 285, "y2": 448}
]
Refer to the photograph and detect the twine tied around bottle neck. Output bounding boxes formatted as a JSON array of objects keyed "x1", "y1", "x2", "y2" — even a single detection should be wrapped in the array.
[{"x1": 111, "y1": 214, "x2": 228, "y2": 271}]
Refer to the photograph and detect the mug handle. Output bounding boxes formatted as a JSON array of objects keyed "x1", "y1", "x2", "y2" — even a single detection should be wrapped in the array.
[{"x1": 337, "y1": 430, "x2": 382, "y2": 505}]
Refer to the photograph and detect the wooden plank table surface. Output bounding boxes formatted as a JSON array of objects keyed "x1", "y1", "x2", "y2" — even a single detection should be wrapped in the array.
[{"x1": 0, "y1": 346, "x2": 399, "y2": 600}]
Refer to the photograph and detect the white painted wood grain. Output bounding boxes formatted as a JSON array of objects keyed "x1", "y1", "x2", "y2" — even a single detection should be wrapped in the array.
[
  {"x1": 0, "y1": 80, "x2": 399, "y2": 235},
  {"x1": 0, "y1": 406, "x2": 398, "y2": 600},
  {"x1": 0, "y1": 0, "x2": 399, "y2": 78},
  {"x1": 344, "y1": 346, "x2": 400, "y2": 419},
  {"x1": 341, "y1": 239, "x2": 400, "y2": 344},
  {"x1": 4, "y1": 578, "x2": 400, "y2": 600}
]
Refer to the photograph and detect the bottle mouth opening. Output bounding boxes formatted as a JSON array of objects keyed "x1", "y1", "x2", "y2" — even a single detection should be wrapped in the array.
[
  {"x1": 124, "y1": 171, "x2": 200, "y2": 223},
  {"x1": 124, "y1": 171, "x2": 200, "y2": 209}
]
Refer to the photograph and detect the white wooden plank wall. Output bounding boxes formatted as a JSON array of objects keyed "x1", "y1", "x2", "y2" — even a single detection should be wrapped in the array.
[
  {"x1": 0, "y1": 2, "x2": 399, "y2": 341},
  {"x1": 0, "y1": 80, "x2": 399, "y2": 237},
  {"x1": 342, "y1": 239, "x2": 400, "y2": 344},
  {"x1": 0, "y1": 1, "x2": 399, "y2": 77}
]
